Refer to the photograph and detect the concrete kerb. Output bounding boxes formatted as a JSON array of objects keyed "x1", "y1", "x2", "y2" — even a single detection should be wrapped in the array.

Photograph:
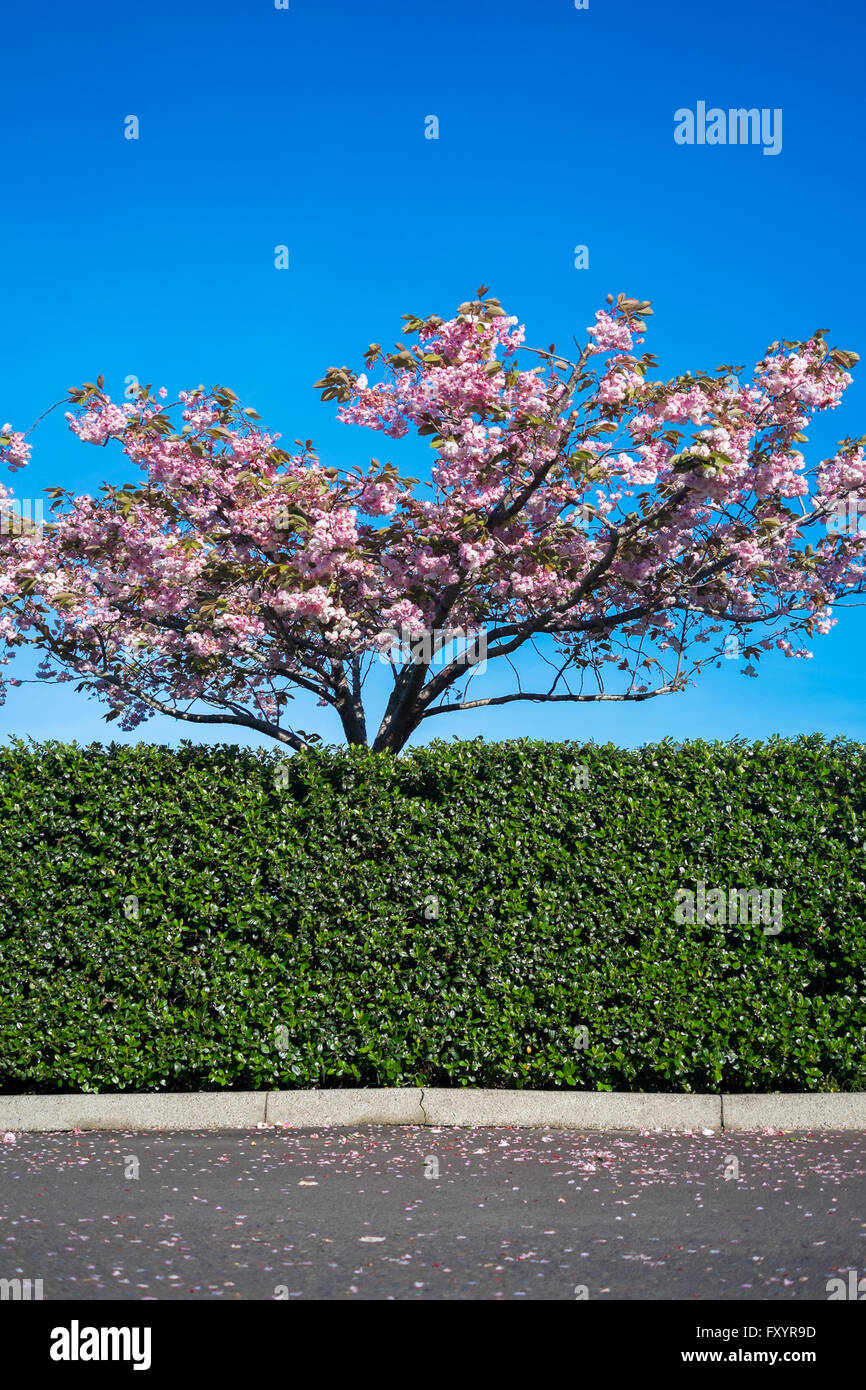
[
  {"x1": 1, "y1": 1090, "x2": 864, "y2": 1132},
  {"x1": 721, "y1": 1092, "x2": 866, "y2": 1130},
  {"x1": 0, "y1": 1092, "x2": 266, "y2": 1133},
  {"x1": 265, "y1": 1088, "x2": 426, "y2": 1127},
  {"x1": 420, "y1": 1089, "x2": 721, "y2": 1129}
]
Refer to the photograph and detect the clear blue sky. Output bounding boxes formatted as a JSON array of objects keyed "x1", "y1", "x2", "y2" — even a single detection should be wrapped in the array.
[{"x1": 2, "y1": 0, "x2": 865, "y2": 750}]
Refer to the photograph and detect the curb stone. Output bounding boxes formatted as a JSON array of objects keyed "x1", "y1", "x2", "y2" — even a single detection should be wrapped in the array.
[
  {"x1": 0, "y1": 1091, "x2": 264, "y2": 1132},
  {"x1": 265, "y1": 1088, "x2": 425, "y2": 1127},
  {"x1": 721, "y1": 1092, "x2": 866, "y2": 1130},
  {"x1": 421, "y1": 1089, "x2": 720, "y2": 1129},
  {"x1": 0, "y1": 1090, "x2": 863, "y2": 1132}
]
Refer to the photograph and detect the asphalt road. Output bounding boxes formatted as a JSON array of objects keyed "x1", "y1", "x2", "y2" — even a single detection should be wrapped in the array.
[{"x1": 1, "y1": 1126, "x2": 864, "y2": 1300}]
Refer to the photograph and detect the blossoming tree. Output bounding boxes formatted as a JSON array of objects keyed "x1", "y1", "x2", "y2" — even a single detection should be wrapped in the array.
[{"x1": 1, "y1": 289, "x2": 864, "y2": 753}]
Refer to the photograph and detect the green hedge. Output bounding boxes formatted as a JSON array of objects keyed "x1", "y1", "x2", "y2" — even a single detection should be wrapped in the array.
[{"x1": 0, "y1": 735, "x2": 864, "y2": 1093}]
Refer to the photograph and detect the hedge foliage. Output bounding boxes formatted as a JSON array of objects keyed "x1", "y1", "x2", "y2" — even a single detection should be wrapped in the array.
[{"x1": 0, "y1": 735, "x2": 864, "y2": 1093}]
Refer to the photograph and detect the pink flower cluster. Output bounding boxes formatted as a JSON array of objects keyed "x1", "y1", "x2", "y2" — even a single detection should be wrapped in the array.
[{"x1": 0, "y1": 426, "x2": 31, "y2": 472}]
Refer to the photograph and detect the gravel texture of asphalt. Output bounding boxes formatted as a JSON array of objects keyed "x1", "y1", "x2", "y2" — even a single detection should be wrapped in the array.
[{"x1": 1, "y1": 1125, "x2": 864, "y2": 1300}]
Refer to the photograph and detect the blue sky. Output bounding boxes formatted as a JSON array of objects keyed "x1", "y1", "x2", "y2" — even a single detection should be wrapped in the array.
[{"x1": 2, "y1": 0, "x2": 865, "y2": 750}]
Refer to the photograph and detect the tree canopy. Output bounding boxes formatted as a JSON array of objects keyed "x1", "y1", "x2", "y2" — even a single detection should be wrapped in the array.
[{"x1": 1, "y1": 289, "x2": 864, "y2": 753}]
